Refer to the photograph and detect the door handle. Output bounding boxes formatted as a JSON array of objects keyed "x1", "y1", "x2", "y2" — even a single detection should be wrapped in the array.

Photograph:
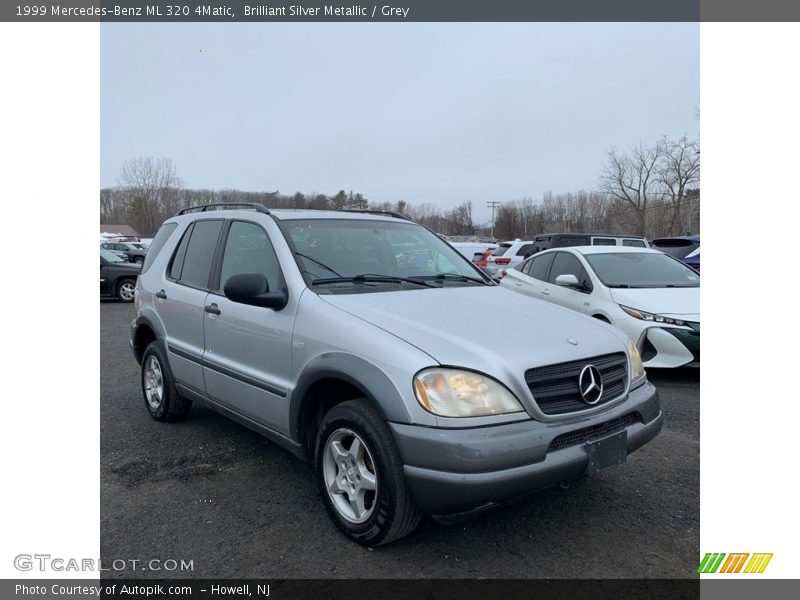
[
  {"x1": 204, "y1": 303, "x2": 221, "y2": 315},
  {"x1": 155, "y1": 289, "x2": 167, "y2": 300},
  {"x1": 541, "y1": 288, "x2": 550, "y2": 295}
]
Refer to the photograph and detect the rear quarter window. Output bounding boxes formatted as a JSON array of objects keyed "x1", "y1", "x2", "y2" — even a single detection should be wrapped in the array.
[{"x1": 141, "y1": 222, "x2": 177, "y2": 273}]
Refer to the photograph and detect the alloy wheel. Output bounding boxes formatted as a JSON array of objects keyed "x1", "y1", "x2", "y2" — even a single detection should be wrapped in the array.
[
  {"x1": 322, "y1": 428, "x2": 378, "y2": 524},
  {"x1": 119, "y1": 282, "x2": 135, "y2": 301},
  {"x1": 143, "y1": 355, "x2": 164, "y2": 410}
]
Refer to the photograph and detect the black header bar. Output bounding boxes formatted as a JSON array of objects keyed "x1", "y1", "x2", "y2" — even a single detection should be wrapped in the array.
[{"x1": 3, "y1": 1, "x2": 800, "y2": 22}]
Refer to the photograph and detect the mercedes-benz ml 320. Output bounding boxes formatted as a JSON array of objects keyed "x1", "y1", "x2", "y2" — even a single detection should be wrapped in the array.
[{"x1": 130, "y1": 204, "x2": 662, "y2": 546}]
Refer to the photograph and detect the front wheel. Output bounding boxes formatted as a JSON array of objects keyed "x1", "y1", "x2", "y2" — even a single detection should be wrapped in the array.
[
  {"x1": 117, "y1": 279, "x2": 136, "y2": 302},
  {"x1": 315, "y1": 399, "x2": 421, "y2": 546}
]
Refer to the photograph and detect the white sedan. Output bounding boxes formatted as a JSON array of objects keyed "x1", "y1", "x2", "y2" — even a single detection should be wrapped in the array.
[{"x1": 500, "y1": 246, "x2": 700, "y2": 368}]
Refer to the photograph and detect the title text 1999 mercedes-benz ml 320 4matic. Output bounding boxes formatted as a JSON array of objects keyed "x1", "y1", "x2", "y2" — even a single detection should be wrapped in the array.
[{"x1": 130, "y1": 204, "x2": 662, "y2": 546}]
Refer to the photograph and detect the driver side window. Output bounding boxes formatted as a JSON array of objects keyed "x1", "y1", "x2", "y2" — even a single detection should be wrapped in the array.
[
  {"x1": 548, "y1": 252, "x2": 593, "y2": 292},
  {"x1": 218, "y1": 221, "x2": 281, "y2": 292}
]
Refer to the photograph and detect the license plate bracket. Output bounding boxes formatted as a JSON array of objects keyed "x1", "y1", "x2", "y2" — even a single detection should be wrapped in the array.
[{"x1": 585, "y1": 429, "x2": 628, "y2": 476}]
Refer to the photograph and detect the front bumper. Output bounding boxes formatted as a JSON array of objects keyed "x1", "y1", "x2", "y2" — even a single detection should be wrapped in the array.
[
  {"x1": 389, "y1": 381, "x2": 661, "y2": 515},
  {"x1": 640, "y1": 323, "x2": 700, "y2": 368}
]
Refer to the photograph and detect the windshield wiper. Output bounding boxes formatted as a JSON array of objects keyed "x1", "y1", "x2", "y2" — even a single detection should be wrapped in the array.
[
  {"x1": 426, "y1": 272, "x2": 490, "y2": 285},
  {"x1": 310, "y1": 274, "x2": 437, "y2": 288},
  {"x1": 294, "y1": 252, "x2": 342, "y2": 277}
]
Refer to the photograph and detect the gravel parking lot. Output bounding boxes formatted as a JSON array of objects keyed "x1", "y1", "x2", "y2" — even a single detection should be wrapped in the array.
[{"x1": 101, "y1": 300, "x2": 699, "y2": 578}]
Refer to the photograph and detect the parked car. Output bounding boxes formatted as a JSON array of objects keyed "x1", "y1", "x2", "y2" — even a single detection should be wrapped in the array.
[
  {"x1": 130, "y1": 204, "x2": 661, "y2": 546},
  {"x1": 100, "y1": 249, "x2": 141, "y2": 302},
  {"x1": 682, "y1": 247, "x2": 700, "y2": 272},
  {"x1": 530, "y1": 233, "x2": 649, "y2": 254},
  {"x1": 101, "y1": 241, "x2": 148, "y2": 265},
  {"x1": 449, "y1": 242, "x2": 497, "y2": 262},
  {"x1": 485, "y1": 239, "x2": 535, "y2": 272},
  {"x1": 473, "y1": 248, "x2": 494, "y2": 267},
  {"x1": 650, "y1": 234, "x2": 700, "y2": 271},
  {"x1": 501, "y1": 246, "x2": 699, "y2": 368}
]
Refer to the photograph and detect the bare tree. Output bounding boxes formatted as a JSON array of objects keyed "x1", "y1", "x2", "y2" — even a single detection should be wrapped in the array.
[
  {"x1": 494, "y1": 204, "x2": 522, "y2": 240},
  {"x1": 118, "y1": 157, "x2": 183, "y2": 234},
  {"x1": 657, "y1": 135, "x2": 700, "y2": 235},
  {"x1": 600, "y1": 141, "x2": 665, "y2": 236}
]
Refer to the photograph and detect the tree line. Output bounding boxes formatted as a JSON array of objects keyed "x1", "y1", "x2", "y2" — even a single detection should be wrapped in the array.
[{"x1": 101, "y1": 134, "x2": 698, "y2": 240}]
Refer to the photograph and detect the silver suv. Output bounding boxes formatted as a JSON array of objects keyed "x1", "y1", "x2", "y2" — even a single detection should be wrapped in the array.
[{"x1": 130, "y1": 204, "x2": 662, "y2": 546}]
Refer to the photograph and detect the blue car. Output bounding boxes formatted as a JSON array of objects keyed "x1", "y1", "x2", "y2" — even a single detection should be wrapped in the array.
[{"x1": 651, "y1": 235, "x2": 700, "y2": 272}]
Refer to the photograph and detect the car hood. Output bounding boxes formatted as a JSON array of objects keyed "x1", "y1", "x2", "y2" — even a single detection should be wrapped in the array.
[
  {"x1": 320, "y1": 285, "x2": 629, "y2": 403},
  {"x1": 112, "y1": 262, "x2": 142, "y2": 271},
  {"x1": 609, "y1": 287, "x2": 699, "y2": 319}
]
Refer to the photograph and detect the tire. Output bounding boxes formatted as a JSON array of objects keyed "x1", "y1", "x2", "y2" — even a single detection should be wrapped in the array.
[
  {"x1": 315, "y1": 399, "x2": 421, "y2": 546},
  {"x1": 141, "y1": 341, "x2": 192, "y2": 422},
  {"x1": 134, "y1": 256, "x2": 144, "y2": 265},
  {"x1": 117, "y1": 279, "x2": 136, "y2": 303}
]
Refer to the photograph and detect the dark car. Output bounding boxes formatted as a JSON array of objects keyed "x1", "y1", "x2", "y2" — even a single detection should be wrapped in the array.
[
  {"x1": 651, "y1": 235, "x2": 700, "y2": 271},
  {"x1": 530, "y1": 233, "x2": 649, "y2": 255},
  {"x1": 100, "y1": 249, "x2": 141, "y2": 302},
  {"x1": 101, "y1": 241, "x2": 147, "y2": 265}
]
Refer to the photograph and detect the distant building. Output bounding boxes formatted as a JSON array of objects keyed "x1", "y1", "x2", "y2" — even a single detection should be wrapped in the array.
[{"x1": 100, "y1": 224, "x2": 141, "y2": 240}]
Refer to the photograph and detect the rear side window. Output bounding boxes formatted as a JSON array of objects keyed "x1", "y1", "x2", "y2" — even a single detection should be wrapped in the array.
[
  {"x1": 141, "y1": 222, "x2": 177, "y2": 273},
  {"x1": 623, "y1": 239, "x2": 647, "y2": 248},
  {"x1": 172, "y1": 220, "x2": 223, "y2": 289},
  {"x1": 592, "y1": 238, "x2": 616, "y2": 246},
  {"x1": 555, "y1": 236, "x2": 589, "y2": 247},
  {"x1": 169, "y1": 224, "x2": 193, "y2": 280},
  {"x1": 548, "y1": 252, "x2": 583, "y2": 283},
  {"x1": 528, "y1": 252, "x2": 555, "y2": 281}
]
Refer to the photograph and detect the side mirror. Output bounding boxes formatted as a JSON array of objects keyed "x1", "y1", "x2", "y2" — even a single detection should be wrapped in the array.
[
  {"x1": 223, "y1": 273, "x2": 288, "y2": 310},
  {"x1": 555, "y1": 273, "x2": 580, "y2": 287}
]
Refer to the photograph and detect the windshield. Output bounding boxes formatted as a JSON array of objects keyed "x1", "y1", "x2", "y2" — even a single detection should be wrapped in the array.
[
  {"x1": 585, "y1": 252, "x2": 699, "y2": 288},
  {"x1": 282, "y1": 219, "x2": 487, "y2": 291},
  {"x1": 101, "y1": 249, "x2": 124, "y2": 263}
]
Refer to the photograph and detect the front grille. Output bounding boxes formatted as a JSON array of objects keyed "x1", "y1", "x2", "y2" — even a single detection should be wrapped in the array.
[
  {"x1": 525, "y1": 352, "x2": 628, "y2": 415},
  {"x1": 549, "y1": 413, "x2": 641, "y2": 451}
]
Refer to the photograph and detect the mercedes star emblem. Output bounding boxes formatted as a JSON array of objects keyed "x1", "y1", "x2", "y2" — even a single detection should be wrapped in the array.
[{"x1": 578, "y1": 364, "x2": 604, "y2": 405}]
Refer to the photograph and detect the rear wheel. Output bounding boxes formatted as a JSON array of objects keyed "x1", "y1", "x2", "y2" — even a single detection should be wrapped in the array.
[
  {"x1": 133, "y1": 256, "x2": 144, "y2": 265},
  {"x1": 117, "y1": 279, "x2": 136, "y2": 302},
  {"x1": 141, "y1": 341, "x2": 191, "y2": 422},
  {"x1": 315, "y1": 399, "x2": 421, "y2": 546}
]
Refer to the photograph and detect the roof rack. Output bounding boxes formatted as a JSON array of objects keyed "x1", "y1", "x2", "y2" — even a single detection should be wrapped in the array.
[
  {"x1": 177, "y1": 203, "x2": 270, "y2": 216},
  {"x1": 342, "y1": 209, "x2": 409, "y2": 220}
]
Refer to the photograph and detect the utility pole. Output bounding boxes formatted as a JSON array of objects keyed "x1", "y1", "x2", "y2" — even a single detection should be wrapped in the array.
[{"x1": 486, "y1": 201, "x2": 501, "y2": 241}]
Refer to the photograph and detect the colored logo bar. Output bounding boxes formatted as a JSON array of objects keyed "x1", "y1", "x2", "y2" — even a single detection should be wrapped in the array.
[{"x1": 697, "y1": 553, "x2": 773, "y2": 574}]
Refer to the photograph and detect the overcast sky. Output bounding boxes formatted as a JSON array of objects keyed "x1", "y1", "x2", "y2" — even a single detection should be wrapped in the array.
[{"x1": 101, "y1": 23, "x2": 698, "y2": 223}]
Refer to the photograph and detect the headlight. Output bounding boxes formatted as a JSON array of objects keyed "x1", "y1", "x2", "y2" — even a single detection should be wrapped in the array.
[
  {"x1": 413, "y1": 368, "x2": 524, "y2": 417},
  {"x1": 619, "y1": 305, "x2": 687, "y2": 327},
  {"x1": 627, "y1": 339, "x2": 646, "y2": 384}
]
